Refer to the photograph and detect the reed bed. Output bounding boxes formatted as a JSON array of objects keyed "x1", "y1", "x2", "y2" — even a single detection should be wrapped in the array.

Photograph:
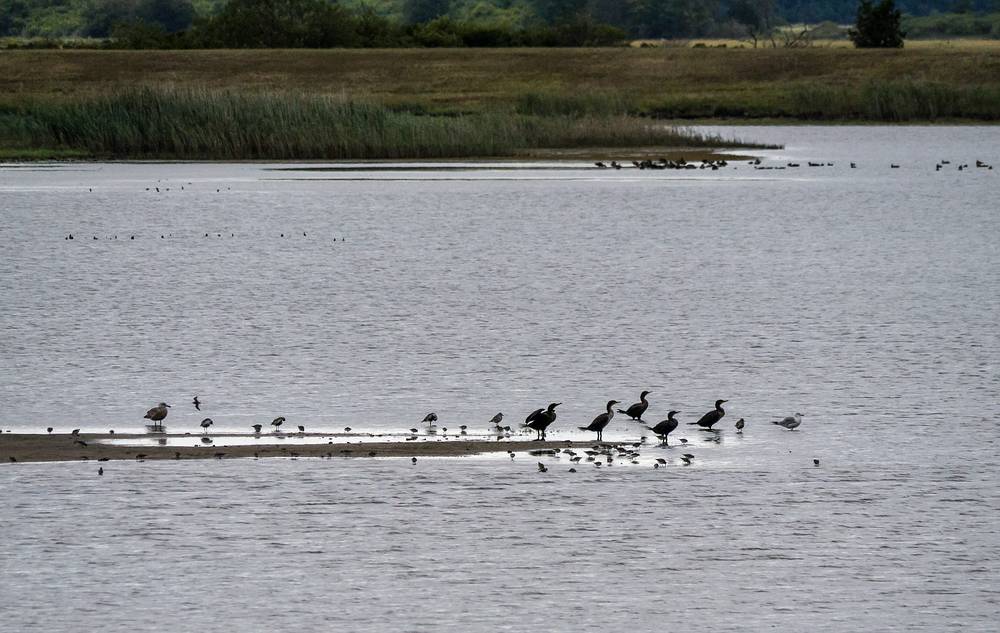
[{"x1": 0, "y1": 87, "x2": 753, "y2": 159}]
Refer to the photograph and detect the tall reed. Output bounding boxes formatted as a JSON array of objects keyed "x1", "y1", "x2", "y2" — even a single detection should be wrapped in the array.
[{"x1": 0, "y1": 87, "x2": 753, "y2": 159}]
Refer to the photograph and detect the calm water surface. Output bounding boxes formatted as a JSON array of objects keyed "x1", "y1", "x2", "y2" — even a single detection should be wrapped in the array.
[{"x1": 1, "y1": 126, "x2": 998, "y2": 631}]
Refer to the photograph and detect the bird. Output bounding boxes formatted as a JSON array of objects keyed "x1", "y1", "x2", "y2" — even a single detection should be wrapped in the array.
[
  {"x1": 774, "y1": 413, "x2": 803, "y2": 430},
  {"x1": 618, "y1": 390, "x2": 651, "y2": 421},
  {"x1": 144, "y1": 402, "x2": 170, "y2": 430},
  {"x1": 192, "y1": 395, "x2": 201, "y2": 411},
  {"x1": 8, "y1": 456, "x2": 16, "y2": 463},
  {"x1": 71, "y1": 428, "x2": 80, "y2": 436},
  {"x1": 689, "y1": 399, "x2": 727, "y2": 429},
  {"x1": 200, "y1": 418, "x2": 213, "y2": 433},
  {"x1": 579, "y1": 400, "x2": 618, "y2": 442},
  {"x1": 251, "y1": 424, "x2": 262, "y2": 434},
  {"x1": 411, "y1": 457, "x2": 417, "y2": 464},
  {"x1": 537, "y1": 462, "x2": 548, "y2": 473},
  {"x1": 297, "y1": 425, "x2": 305, "y2": 433},
  {"x1": 813, "y1": 458, "x2": 820, "y2": 466},
  {"x1": 523, "y1": 402, "x2": 561, "y2": 440},
  {"x1": 489, "y1": 412, "x2": 504, "y2": 428},
  {"x1": 46, "y1": 427, "x2": 53, "y2": 434},
  {"x1": 422, "y1": 413, "x2": 438, "y2": 433},
  {"x1": 647, "y1": 410, "x2": 680, "y2": 444},
  {"x1": 735, "y1": 418, "x2": 745, "y2": 433},
  {"x1": 680, "y1": 453, "x2": 694, "y2": 465},
  {"x1": 98, "y1": 467, "x2": 103, "y2": 476},
  {"x1": 271, "y1": 416, "x2": 285, "y2": 431}
]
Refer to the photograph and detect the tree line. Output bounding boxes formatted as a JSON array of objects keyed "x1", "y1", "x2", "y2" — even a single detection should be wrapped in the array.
[{"x1": 2, "y1": 0, "x2": 997, "y2": 44}]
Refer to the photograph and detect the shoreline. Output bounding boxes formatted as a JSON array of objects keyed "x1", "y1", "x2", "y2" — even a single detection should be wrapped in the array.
[{"x1": 0, "y1": 433, "x2": 613, "y2": 464}]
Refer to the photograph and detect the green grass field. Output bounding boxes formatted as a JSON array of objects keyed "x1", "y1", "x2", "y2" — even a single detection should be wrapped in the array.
[{"x1": 1, "y1": 46, "x2": 998, "y2": 159}]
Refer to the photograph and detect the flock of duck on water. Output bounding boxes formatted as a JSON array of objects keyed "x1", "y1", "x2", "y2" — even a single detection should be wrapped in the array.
[
  {"x1": 594, "y1": 157, "x2": 994, "y2": 171},
  {"x1": 137, "y1": 392, "x2": 804, "y2": 444}
]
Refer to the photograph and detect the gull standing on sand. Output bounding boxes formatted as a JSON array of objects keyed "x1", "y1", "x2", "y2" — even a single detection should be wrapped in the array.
[
  {"x1": 422, "y1": 412, "x2": 438, "y2": 433},
  {"x1": 774, "y1": 413, "x2": 803, "y2": 430},
  {"x1": 579, "y1": 400, "x2": 618, "y2": 442},
  {"x1": 144, "y1": 402, "x2": 170, "y2": 431}
]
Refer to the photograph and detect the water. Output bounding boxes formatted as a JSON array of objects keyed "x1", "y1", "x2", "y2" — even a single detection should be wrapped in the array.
[{"x1": 1, "y1": 126, "x2": 999, "y2": 631}]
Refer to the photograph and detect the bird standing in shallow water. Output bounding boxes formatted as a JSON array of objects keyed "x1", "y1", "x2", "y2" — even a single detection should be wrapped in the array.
[
  {"x1": 200, "y1": 418, "x2": 213, "y2": 434},
  {"x1": 251, "y1": 424, "x2": 262, "y2": 434},
  {"x1": 271, "y1": 417, "x2": 285, "y2": 432},
  {"x1": 735, "y1": 418, "x2": 745, "y2": 433},
  {"x1": 647, "y1": 410, "x2": 680, "y2": 444},
  {"x1": 689, "y1": 399, "x2": 727, "y2": 429},
  {"x1": 618, "y1": 390, "x2": 651, "y2": 421},
  {"x1": 774, "y1": 413, "x2": 803, "y2": 430},
  {"x1": 422, "y1": 413, "x2": 438, "y2": 433},
  {"x1": 144, "y1": 403, "x2": 170, "y2": 431},
  {"x1": 523, "y1": 403, "x2": 561, "y2": 440},
  {"x1": 579, "y1": 400, "x2": 618, "y2": 442}
]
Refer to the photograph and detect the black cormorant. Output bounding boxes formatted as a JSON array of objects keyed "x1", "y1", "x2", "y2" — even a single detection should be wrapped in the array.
[
  {"x1": 579, "y1": 400, "x2": 618, "y2": 441},
  {"x1": 523, "y1": 402, "x2": 561, "y2": 440},
  {"x1": 689, "y1": 399, "x2": 727, "y2": 429},
  {"x1": 618, "y1": 390, "x2": 651, "y2": 421},
  {"x1": 647, "y1": 410, "x2": 680, "y2": 443}
]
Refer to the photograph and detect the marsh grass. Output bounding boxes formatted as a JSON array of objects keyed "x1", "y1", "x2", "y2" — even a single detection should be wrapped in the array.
[{"x1": 0, "y1": 87, "x2": 754, "y2": 159}]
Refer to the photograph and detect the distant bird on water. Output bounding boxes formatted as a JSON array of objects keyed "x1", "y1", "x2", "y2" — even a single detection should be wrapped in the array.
[
  {"x1": 735, "y1": 418, "x2": 745, "y2": 433},
  {"x1": 144, "y1": 402, "x2": 170, "y2": 430},
  {"x1": 200, "y1": 418, "x2": 213, "y2": 433},
  {"x1": 523, "y1": 402, "x2": 560, "y2": 440},
  {"x1": 618, "y1": 390, "x2": 651, "y2": 421},
  {"x1": 647, "y1": 410, "x2": 680, "y2": 444},
  {"x1": 579, "y1": 400, "x2": 618, "y2": 442},
  {"x1": 297, "y1": 425, "x2": 305, "y2": 433},
  {"x1": 271, "y1": 416, "x2": 285, "y2": 431},
  {"x1": 192, "y1": 395, "x2": 201, "y2": 411},
  {"x1": 251, "y1": 424, "x2": 262, "y2": 434},
  {"x1": 774, "y1": 413, "x2": 803, "y2": 430},
  {"x1": 689, "y1": 399, "x2": 727, "y2": 429}
]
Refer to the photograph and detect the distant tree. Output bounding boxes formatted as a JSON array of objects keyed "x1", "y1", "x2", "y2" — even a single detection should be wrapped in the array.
[
  {"x1": 951, "y1": 0, "x2": 973, "y2": 13},
  {"x1": 0, "y1": 0, "x2": 30, "y2": 36},
  {"x1": 403, "y1": 0, "x2": 451, "y2": 24},
  {"x1": 728, "y1": 0, "x2": 777, "y2": 47},
  {"x1": 533, "y1": 0, "x2": 588, "y2": 24},
  {"x1": 83, "y1": 0, "x2": 139, "y2": 37},
  {"x1": 191, "y1": 0, "x2": 360, "y2": 47},
  {"x1": 136, "y1": 0, "x2": 195, "y2": 33},
  {"x1": 848, "y1": 0, "x2": 905, "y2": 48}
]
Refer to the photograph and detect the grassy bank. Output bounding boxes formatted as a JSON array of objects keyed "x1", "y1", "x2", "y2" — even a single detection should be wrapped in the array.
[{"x1": 0, "y1": 87, "x2": 755, "y2": 160}]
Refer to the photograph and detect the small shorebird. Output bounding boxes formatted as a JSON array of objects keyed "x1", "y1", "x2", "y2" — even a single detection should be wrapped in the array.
[
  {"x1": 297, "y1": 425, "x2": 305, "y2": 433},
  {"x1": 200, "y1": 418, "x2": 213, "y2": 433},
  {"x1": 774, "y1": 413, "x2": 803, "y2": 430},
  {"x1": 489, "y1": 412, "x2": 503, "y2": 429},
  {"x1": 271, "y1": 417, "x2": 285, "y2": 432},
  {"x1": 735, "y1": 418, "x2": 745, "y2": 433},
  {"x1": 251, "y1": 424, "x2": 262, "y2": 434}
]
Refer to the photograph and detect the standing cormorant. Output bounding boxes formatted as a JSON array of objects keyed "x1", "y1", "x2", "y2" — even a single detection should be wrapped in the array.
[
  {"x1": 579, "y1": 400, "x2": 618, "y2": 441},
  {"x1": 618, "y1": 390, "x2": 651, "y2": 421},
  {"x1": 774, "y1": 413, "x2": 803, "y2": 430},
  {"x1": 647, "y1": 410, "x2": 680, "y2": 444},
  {"x1": 144, "y1": 403, "x2": 170, "y2": 431},
  {"x1": 522, "y1": 403, "x2": 561, "y2": 440},
  {"x1": 689, "y1": 399, "x2": 727, "y2": 429}
]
